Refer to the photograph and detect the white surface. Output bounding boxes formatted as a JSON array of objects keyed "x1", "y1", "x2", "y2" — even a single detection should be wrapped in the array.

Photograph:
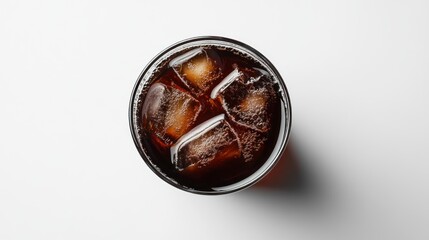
[{"x1": 1, "y1": 0, "x2": 429, "y2": 239}]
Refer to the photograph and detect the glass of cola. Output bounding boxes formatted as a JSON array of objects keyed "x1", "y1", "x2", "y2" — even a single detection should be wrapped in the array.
[{"x1": 129, "y1": 36, "x2": 291, "y2": 194}]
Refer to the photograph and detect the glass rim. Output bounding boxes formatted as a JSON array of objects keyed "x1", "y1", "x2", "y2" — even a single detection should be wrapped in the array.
[{"x1": 129, "y1": 36, "x2": 292, "y2": 195}]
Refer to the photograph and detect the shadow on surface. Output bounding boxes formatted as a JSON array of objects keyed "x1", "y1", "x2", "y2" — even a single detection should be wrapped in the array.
[
  {"x1": 231, "y1": 136, "x2": 349, "y2": 235},
  {"x1": 239, "y1": 137, "x2": 332, "y2": 210},
  {"x1": 254, "y1": 139, "x2": 314, "y2": 195}
]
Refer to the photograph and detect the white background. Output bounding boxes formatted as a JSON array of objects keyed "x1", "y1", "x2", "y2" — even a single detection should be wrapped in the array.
[{"x1": 1, "y1": 0, "x2": 429, "y2": 239}]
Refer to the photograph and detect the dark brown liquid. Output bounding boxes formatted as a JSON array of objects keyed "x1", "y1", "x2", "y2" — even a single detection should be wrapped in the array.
[{"x1": 136, "y1": 46, "x2": 281, "y2": 191}]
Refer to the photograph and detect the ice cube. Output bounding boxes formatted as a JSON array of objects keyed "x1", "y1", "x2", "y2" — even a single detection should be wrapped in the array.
[
  {"x1": 219, "y1": 69, "x2": 276, "y2": 132},
  {"x1": 238, "y1": 128, "x2": 267, "y2": 162},
  {"x1": 239, "y1": 89, "x2": 269, "y2": 113},
  {"x1": 210, "y1": 68, "x2": 241, "y2": 99},
  {"x1": 169, "y1": 48, "x2": 222, "y2": 94},
  {"x1": 141, "y1": 82, "x2": 201, "y2": 145},
  {"x1": 170, "y1": 114, "x2": 241, "y2": 170}
]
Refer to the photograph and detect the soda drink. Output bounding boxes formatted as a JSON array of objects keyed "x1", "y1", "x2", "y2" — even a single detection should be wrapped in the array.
[{"x1": 129, "y1": 37, "x2": 291, "y2": 194}]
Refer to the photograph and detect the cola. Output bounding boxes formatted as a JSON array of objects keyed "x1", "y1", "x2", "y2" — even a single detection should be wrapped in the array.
[{"x1": 130, "y1": 37, "x2": 291, "y2": 194}]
